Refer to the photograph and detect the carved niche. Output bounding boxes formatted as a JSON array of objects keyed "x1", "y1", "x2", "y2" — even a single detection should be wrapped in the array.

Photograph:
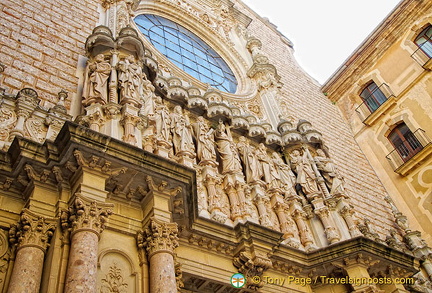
[{"x1": 97, "y1": 249, "x2": 138, "y2": 293}]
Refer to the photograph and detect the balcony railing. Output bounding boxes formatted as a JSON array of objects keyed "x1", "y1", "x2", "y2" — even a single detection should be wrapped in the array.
[
  {"x1": 411, "y1": 35, "x2": 432, "y2": 69},
  {"x1": 386, "y1": 129, "x2": 432, "y2": 173},
  {"x1": 355, "y1": 83, "x2": 395, "y2": 123}
]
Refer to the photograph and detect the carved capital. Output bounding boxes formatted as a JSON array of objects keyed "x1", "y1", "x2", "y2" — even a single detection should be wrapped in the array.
[
  {"x1": 9, "y1": 209, "x2": 56, "y2": 252},
  {"x1": 233, "y1": 251, "x2": 272, "y2": 290},
  {"x1": 137, "y1": 218, "x2": 179, "y2": 258},
  {"x1": 64, "y1": 194, "x2": 114, "y2": 238},
  {"x1": 101, "y1": 0, "x2": 120, "y2": 9}
]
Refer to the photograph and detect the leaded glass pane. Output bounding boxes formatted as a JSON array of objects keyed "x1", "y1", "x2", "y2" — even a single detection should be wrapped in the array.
[{"x1": 134, "y1": 14, "x2": 237, "y2": 93}]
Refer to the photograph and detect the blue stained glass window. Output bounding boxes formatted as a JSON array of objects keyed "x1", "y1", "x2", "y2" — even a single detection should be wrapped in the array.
[{"x1": 135, "y1": 14, "x2": 237, "y2": 93}]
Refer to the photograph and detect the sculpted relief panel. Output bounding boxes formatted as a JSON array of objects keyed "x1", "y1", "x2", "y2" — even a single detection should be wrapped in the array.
[{"x1": 97, "y1": 250, "x2": 137, "y2": 293}]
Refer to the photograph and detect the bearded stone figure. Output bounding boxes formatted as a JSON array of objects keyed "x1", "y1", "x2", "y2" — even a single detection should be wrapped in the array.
[
  {"x1": 192, "y1": 116, "x2": 217, "y2": 165},
  {"x1": 214, "y1": 120, "x2": 242, "y2": 175},
  {"x1": 290, "y1": 149, "x2": 320, "y2": 198},
  {"x1": 314, "y1": 149, "x2": 346, "y2": 196},
  {"x1": 117, "y1": 54, "x2": 142, "y2": 105},
  {"x1": 236, "y1": 136, "x2": 261, "y2": 183},
  {"x1": 83, "y1": 53, "x2": 111, "y2": 106},
  {"x1": 270, "y1": 152, "x2": 297, "y2": 196},
  {"x1": 153, "y1": 96, "x2": 171, "y2": 142},
  {"x1": 170, "y1": 106, "x2": 195, "y2": 155}
]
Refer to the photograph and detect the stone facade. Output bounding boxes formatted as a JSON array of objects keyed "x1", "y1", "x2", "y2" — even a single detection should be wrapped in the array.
[
  {"x1": 323, "y1": 1, "x2": 432, "y2": 290},
  {"x1": 0, "y1": 0, "x2": 429, "y2": 292}
]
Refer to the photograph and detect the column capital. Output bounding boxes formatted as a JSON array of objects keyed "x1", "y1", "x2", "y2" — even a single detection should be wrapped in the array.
[
  {"x1": 9, "y1": 209, "x2": 56, "y2": 253},
  {"x1": 138, "y1": 218, "x2": 179, "y2": 259},
  {"x1": 63, "y1": 194, "x2": 114, "y2": 238}
]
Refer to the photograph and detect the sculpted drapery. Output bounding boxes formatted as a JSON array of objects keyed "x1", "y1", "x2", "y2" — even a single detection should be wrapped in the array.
[
  {"x1": 290, "y1": 150, "x2": 319, "y2": 197},
  {"x1": 170, "y1": 106, "x2": 195, "y2": 155},
  {"x1": 84, "y1": 53, "x2": 111, "y2": 105},
  {"x1": 215, "y1": 121, "x2": 242, "y2": 175},
  {"x1": 192, "y1": 116, "x2": 217, "y2": 164}
]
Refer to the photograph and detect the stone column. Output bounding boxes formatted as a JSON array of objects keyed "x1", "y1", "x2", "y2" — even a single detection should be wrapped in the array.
[
  {"x1": 63, "y1": 194, "x2": 113, "y2": 293},
  {"x1": 121, "y1": 111, "x2": 140, "y2": 145},
  {"x1": 7, "y1": 209, "x2": 56, "y2": 293},
  {"x1": 312, "y1": 197, "x2": 340, "y2": 244},
  {"x1": 339, "y1": 201, "x2": 363, "y2": 237},
  {"x1": 87, "y1": 109, "x2": 105, "y2": 132},
  {"x1": 290, "y1": 201, "x2": 316, "y2": 251},
  {"x1": 138, "y1": 218, "x2": 179, "y2": 293},
  {"x1": 235, "y1": 181, "x2": 249, "y2": 218},
  {"x1": 225, "y1": 184, "x2": 242, "y2": 221},
  {"x1": 109, "y1": 50, "x2": 119, "y2": 103}
]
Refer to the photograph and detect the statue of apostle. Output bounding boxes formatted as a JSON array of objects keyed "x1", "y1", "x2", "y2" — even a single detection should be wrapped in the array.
[
  {"x1": 214, "y1": 120, "x2": 242, "y2": 175},
  {"x1": 83, "y1": 53, "x2": 111, "y2": 106}
]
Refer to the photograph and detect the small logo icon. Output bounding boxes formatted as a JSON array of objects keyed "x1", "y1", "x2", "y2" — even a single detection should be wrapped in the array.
[{"x1": 231, "y1": 273, "x2": 246, "y2": 288}]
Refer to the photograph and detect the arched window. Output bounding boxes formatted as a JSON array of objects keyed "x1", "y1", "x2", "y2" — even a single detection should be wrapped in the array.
[
  {"x1": 388, "y1": 123, "x2": 422, "y2": 162},
  {"x1": 415, "y1": 25, "x2": 432, "y2": 58},
  {"x1": 134, "y1": 14, "x2": 237, "y2": 93},
  {"x1": 360, "y1": 82, "x2": 387, "y2": 112}
]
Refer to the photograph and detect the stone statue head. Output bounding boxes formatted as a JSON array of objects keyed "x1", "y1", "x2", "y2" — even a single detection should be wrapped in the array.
[
  {"x1": 94, "y1": 54, "x2": 105, "y2": 62},
  {"x1": 174, "y1": 105, "x2": 182, "y2": 114}
]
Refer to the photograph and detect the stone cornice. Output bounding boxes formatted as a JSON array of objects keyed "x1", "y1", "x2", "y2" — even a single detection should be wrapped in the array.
[
  {"x1": 0, "y1": 121, "x2": 195, "y2": 206},
  {"x1": 179, "y1": 215, "x2": 419, "y2": 278},
  {"x1": 322, "y1": 0, "x2": 431, "y2": 100}
]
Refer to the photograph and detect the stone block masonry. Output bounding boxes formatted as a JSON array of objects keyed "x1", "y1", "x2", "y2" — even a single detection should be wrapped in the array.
[
  {"x1": 238, "y1": 4, "x2": 395, "y2": 238},
  {"x1": 0, "y1": 0, "x2": 99, "y2": 106}
]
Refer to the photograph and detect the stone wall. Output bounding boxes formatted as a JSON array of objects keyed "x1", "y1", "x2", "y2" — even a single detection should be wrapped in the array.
[
  {"x1": 236, "y1": 3, "x2": 396, "y2": 238},
  {"x1": 0, "y1": 0, "x2": 99, "y2": 107}
]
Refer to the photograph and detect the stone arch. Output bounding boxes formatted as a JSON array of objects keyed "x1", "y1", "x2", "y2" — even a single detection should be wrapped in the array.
[
  {"x1": 132, "y1": 1, "x2": 253, "y2": 95},
  {"x1": 402, "y1": 15, "x2": 432, "y2": 52}
]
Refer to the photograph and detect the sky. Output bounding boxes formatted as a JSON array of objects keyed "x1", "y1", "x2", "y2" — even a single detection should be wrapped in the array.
[{"x1": 241, "y1": 0, "x2": 402, "y2": 84}]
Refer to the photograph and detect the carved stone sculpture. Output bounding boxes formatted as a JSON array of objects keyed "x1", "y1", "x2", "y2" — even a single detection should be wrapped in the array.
[
  {"x1": 236, "y1": 136, "x2": 261, "y2": 183},
  {"x1": 192, "y1": 116, "x2": 217, "y2": 166},
  {"x1": 314, "y1": 149, "x2": 345, "y2": 196},
  {"x1": 141, "y1": 78, "x2": 156, "y2": 116},
  {"x1": 117, "y1": 54, "x2": 142, "y2": 106},
  {"x1": 290, "y1": 149, "x2": 320, "y2": 199},
  {"x1": 170, "y1": 106, "x2": 195, "y2": 156},
  {"x1": 256, "y1": 143, "x2": 272, "y2": 183},
  {"x1": 214, "y1": 120, "x2": 242, "y2": 175},
  {"x1": 83, "y1": 53, "x2": 111, "y2": 106},
  {"x1": 270, "y1": 152, "x2": 297, "y2": 196},
  {"x1": 153, "y1": 96, "x2": 171, "y2": 143}
]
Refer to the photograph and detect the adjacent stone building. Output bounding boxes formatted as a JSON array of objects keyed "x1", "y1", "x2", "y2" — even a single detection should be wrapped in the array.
[
  {"x1": 0, "y1": 0, "x2": 430, "y2": 292},
  {"x1": 322, "y1": 0, "x2": 432, "y2": 266}
]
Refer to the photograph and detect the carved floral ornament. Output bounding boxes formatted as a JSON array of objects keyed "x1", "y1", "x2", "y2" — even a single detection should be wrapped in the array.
[
  {"x1": 137, "y1": 217, "x2": 179, "y2": 258},
  {"x1": 8, "y1": 209, "x2": 56, "y2": 252},
  {"x1": 61, "y1": 194, "x2": 114, "y2": 238}
]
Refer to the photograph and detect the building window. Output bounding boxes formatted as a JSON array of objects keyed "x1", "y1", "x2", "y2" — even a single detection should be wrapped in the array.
[
  {"x1": 415, "y1": 25, "x2": 432, "y2": 58},
  {"x1": 388, "y1": 123, "x2": 423, "y2": 162},
  {"x1": 134, "y1": 14, "x2": 237, "y2": 93},
  {"x1": 360, "y1": 82, "x2": 388, "y2": 113}
]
